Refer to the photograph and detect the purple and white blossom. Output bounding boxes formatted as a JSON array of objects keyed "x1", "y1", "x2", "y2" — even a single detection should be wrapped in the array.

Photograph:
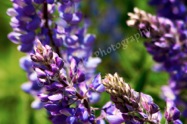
[
  {"x1": 127, "y1": 7, "x2": 185, "y2": 120},
  {"x1": 102, "y1": 73, "x2": 161, "y2": 124}
]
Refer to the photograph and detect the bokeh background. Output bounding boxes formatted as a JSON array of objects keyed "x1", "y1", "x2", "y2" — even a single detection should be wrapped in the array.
[{"x1": 0, "y1": 0, "x2": 171, "y2": 124}]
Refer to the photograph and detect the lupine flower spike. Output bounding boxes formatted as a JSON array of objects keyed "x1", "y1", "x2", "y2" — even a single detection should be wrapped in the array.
[
  {"x1": 102, "y1": 73, "x2": 161, "y2": 124},
  {"x1": 127, "y1": 7, "x2": 185, "y2": 119}
]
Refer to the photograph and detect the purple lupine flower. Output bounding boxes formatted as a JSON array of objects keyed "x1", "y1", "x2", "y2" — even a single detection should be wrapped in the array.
[
  {"x1": 149, "y1": 0, "x2": 187, "y2": 21},
  {"x1": 102, "y1": 73, "x2": 161, "y2": 124},
  {"x1": 127, "y1": 8, "x2": 186, "y2": 118},
  {"x1": 8, "y1": 0, "x2": 103, "y2": 123},
  {"x1": 29, "y1": 40, "x2": 103, "y2": 123},
  {"x1": 8, "y1": 0, "x2": 101, "y2": 106},
  {"x1": 149, "y1": 0, "x2": 187, "y2": 118}
]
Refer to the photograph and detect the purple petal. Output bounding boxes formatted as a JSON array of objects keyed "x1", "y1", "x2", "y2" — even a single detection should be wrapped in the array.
[
  {"x1": 84, "y1": 34, "x2": 95, "y2": 46},
  {"x1": 55, "y1": 57, "x2": 64, "y2": 68},
  {"x1": 48, "y1": 93, "x2": 63, "y2": 101},
  {"x1": 21, "y1": 82, "x2": 32, "y2": 93},
  {"x1": 8, "y1": 32, "x2": 20, "y2": 44},
  {"x1": 7, "y1": 8, "x2": 17, "y2": 16},
  {"x1": 20, "y1": 32, "x2": 35, "y2": 44},
  {"x1": 70, "y1": 12, "x2": 82, "y2": 24},
  {"x1": 52, "y1": 115, "x2": 67, "y2": 124},
  {"x1": 31, "y1": 100, "x2": 43, "y2": 109},
  {"x1": 106, "y1": 114, "x2": 124, "y2": 124},
  {"x1": 47, "y1": 0, "x2": 54, "y2": 4},
  {"x1": 81, "y1": 110, "x2": 89, "y2": 121},
  {"x1": 91, "y1": 74, "x2": 105, "y2": 92},
  {"x1": 18, "y1": 43, "x2": 33, "y2": 52},
  {"x1": 44, "y1": 104, "x2": 60, "y2": 112},
  {"x1": 63, "y1": 13, "x2": 73, "y2": 22},
  {"x1": 23, "y1": 5, "x2": 35, "y2": 16},
  {"x1": 66, "y1": 116, "x2": 76, "y2": 124},
  {"x1": 27, "y1": 17, "x2": 41, "y2": 30},
  {"x1": 89, "y1": 92, "x2": 100, "y2": 103}
]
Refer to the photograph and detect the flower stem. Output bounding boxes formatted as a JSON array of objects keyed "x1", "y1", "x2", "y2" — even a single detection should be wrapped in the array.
[{"x1": 43, "y1": 2, "x2": 61, "y2": 56}]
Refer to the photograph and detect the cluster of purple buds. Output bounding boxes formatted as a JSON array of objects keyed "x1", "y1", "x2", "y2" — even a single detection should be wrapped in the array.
[{"x1": 102, "y1": 73, "x2": 161, "y2": 124}]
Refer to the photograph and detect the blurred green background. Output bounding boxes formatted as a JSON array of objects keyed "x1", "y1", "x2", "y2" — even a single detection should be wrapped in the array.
[{"x1": 0, "y1": 0, "x2": 170, "y2": 124}]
